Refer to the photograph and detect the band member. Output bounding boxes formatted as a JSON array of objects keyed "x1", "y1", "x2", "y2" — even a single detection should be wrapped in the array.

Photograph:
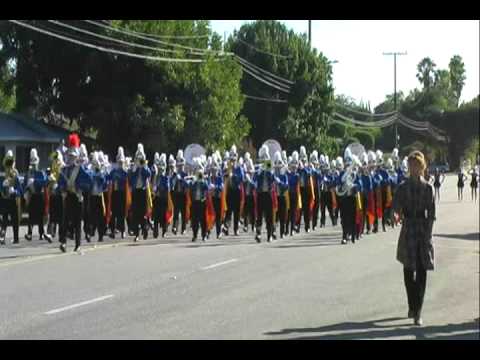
[
  {"x1": 224, "y1": 145, "x2": 245, "y2": 236},
  {"x1": 319, "y1": 155, "x2": 336, "y2": 228},
  {"x1": 273, "y1": 151, "x2": 289, "y2": 239},
  {"x1": 372, "y1": 150, "x2": 386, "y2": 233},
  {"x1": 171, "y1": 150, "x2": 188, "y2": 235},
  {"x1": 128, "y1": 143, "x2": 152, "y2": 242},
  {"x1": 309, "y1": 151, "x2": 321, "y2": 231},
  {"x1": 287, "y1": 151, "x2": 301, "y2": 236},
  {"x1": 78, "y1": 143, "x2": 92, "y2": 242},
  {"x1": 384, "y1": 158, "x2": 398, "y2": 228},
  {"x1": 397, "y1": 157, "x2": 408, "y2": 185},
  {"x1": 58, "y1": 134, "x2": 92, "y2": 252},
  {"x1": 360, "y1": 153, "x2": 374, "y2": 235},
  {"x1": 208, "y1": 152, "x2": 224, "y2": 239},
  {"x1": 190, "y1": 160, "x2": 209, "y2": 242},
  {"x1": 108, "y1": 147, "x2": 128, "y2": 239},
  {"x1": 87, "y1": 152, "x2": 107, "y2": 242},
  {"x1": 46, "y1": 150, "x2": 65, "y2": 239},
  {"x1": 23, "y1": 149, "x2": 52, "y2": 243},
  {"x1": 152, "y1": 153, "x2": 171, "y2": 238},
  {"x1": 243, "y1": 152, "x2": 256, "y2": 233},
  {"x1": 298, "y1": 146, "x2": 314, "y2": 233},
  {"x1": 0, "y1": 151, "x2": 22, "y2": 245},
  {"x1": 332, "y1": 159, "x2": 342, "y2": 224},
  {"x1": 253, "y1": 146, "x2": 275, "y2": 243},
  {"x1": 336, "y1": 151, "x2": 356, "y2": 244}
]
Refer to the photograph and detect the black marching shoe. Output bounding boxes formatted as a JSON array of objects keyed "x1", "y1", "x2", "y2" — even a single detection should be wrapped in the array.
[
  {"x1": 172, "y1": 227, "x2": 177, "y2": 235},
  {"x1": 341, "y1": 238, "x2": 347, "y2": 245},
  {"x1": 255, "y1": 234, "x2": 261, "y2": 243},
  {"x1": 25, "y1": 233, "x2": 32, "y2": 241},
  {"x1": 267, "y1": 236, "x2": 272, "y2": 243},
  {"x1": 143, "y1": 229, "x2": 148, "y2": 240},
  {"x1": 192, "y1": 237, "x2": 197, "y2": 242},
  {"x1": 121, "y1": 232, "x2": 125, "y2": 239},
  {"x1": 181, "y1": 230, "x2": 186, "y2": 235},
  {"x1": 43, "y1": 234, "x2": 53, "y2": 243},
  {"x1": 272, "y1": 233, "x2": 277, "y2": 240},
  {"x1": 202, "y1": 236, "x2": 206, "y2": 242},
  {"x1": 59, "y1": 243, "x2": 66, "y2": 253},
  {"x1": 74, "y1": 244, "x2": 80, "y2": 252},
  {"x1": 109, "y1": 233, "x2": 115, "y2": 239},
  {"x1": 134, "y1": 236, "x2": 139, "y2": 242}
]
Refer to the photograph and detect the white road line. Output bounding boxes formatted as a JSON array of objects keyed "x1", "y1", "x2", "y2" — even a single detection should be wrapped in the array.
[
  {"x1": 44, "y1": 294, "x2": 114, "y2": 315},
  {"x1": 201, "y1": 258, "x2": 238, "y2": 270}
]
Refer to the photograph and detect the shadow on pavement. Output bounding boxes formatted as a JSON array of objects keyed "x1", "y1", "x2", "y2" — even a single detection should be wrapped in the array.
[
  {"x1": 434, "y1": 233, "x2": 479, "y2": 241},
  {"x1": 265, "y1": 317, "x2": 480, "y2": 340}
]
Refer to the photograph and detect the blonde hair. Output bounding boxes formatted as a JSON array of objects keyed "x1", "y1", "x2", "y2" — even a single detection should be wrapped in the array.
[{"x1": 407, "y1": 150, "x2": 427, "y2": 174}]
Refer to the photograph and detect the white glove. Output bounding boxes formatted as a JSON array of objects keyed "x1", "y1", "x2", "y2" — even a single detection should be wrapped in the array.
[
  {"x1": 27, "y1": 178, "x2": 35, "y2": 187},
  {"x1": 52, "y1": 183, "x2": 58, "y2": 191},
  {"x1": 48, "y1": 174, "x2": 56, "y2": 182},
  {"x1": 2, "y1": 180, "x2": 8, "y2": 187},
  {"x1": 8, "y1": 187, "x2": 15, "y2": 195}
]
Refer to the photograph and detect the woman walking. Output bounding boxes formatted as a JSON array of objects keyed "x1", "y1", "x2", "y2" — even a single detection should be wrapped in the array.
[
  {"x1": 393, "y1": 151, "x2": 436, "y2": 326},
  {"x1": 432, "y1": 168, "x2": 445, "y2": 203},
  {"x1": 470, "y1": 166, "x2": 478, "y2": 202},
  {"x1": 457, "y1": 169, "x2": 467, "y2": 201}
]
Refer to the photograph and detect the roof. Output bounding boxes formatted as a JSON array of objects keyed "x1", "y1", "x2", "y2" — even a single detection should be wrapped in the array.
[{"x1": 0, "y1": 112, "x2": 70, "y2": 143}]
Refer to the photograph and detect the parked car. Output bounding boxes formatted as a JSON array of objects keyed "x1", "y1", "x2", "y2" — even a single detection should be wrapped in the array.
[{"x1": 428, "y1": 163, "x2": 450, "y2": 173}]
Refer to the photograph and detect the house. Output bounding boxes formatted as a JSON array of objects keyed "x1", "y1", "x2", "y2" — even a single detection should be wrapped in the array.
[{"x1": 0, "y1": 112, "x2": 71, "y2": 174}]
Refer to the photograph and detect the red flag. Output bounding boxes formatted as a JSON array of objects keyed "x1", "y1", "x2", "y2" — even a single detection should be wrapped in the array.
[
  {"x1": 375, "y1": 187, "x2": 383, "y2": 219},
  {"x1": 44, "y1": 186, "x2": 50, "y2": 218},
  {"x1": 367, "y1": 191, "x2": 375, "y2": 226},
  {"x1": 220, "y1": 188, "x2": 227, "y2": 221},
  {"x1": 165, "y1": 191, "x2": 174, "y2": 225},
  {"x1": 205, "y1": 193, "x2": 216, "y2": 232},
  {"x1": 185, "y1": 190, "x2": 192, "y2": 223},
  {"x1": 125, "y1": 179, "x2": 132, "y2": 218},
  {"x1": 331, "y1": 189, "x2": 337, "y2": 210},
  {"x1": 239, "y1": 183, "x2": 245, "y2": 218},
  {"x1": 105, "y1": 183, "x2": 113, "y2": 225},
  {"x1": 308, "y1": 177, "x2": 315, "y2": 217}
]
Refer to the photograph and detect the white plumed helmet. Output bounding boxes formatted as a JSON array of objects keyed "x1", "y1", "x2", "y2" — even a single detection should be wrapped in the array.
[{"x1": 30, "y1": 148, "x2": 39, "y2": 165}]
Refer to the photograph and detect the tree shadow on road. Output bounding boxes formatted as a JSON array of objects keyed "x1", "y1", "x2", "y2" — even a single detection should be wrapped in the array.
[
  {"x1": 434, "y1": 233, "x2": 479, "y2": 241},
  {"x1": 265, "y1": 317, "x2": 480, "y2": 340}
]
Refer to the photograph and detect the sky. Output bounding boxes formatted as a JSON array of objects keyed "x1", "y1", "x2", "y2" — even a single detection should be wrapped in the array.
[{"x1": 210, "y1": 20, "x2": 480, "y2": 108}]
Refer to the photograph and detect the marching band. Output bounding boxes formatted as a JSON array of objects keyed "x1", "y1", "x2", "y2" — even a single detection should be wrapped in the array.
[{"x1": 0, "y1": 134, "x2": 475, "y2": 252}]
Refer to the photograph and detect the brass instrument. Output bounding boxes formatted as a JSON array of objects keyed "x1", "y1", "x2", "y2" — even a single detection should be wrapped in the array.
[{"x1": 1, "y1": 166, "x2": 18, "y2": 199}]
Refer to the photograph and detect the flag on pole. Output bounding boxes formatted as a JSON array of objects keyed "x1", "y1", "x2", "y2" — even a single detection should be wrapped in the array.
[
  {"x1": 165, "y1": 191, "x2": 174, "y2": 225},
  {"x1": 185, "y1": 190, "x2": 192, "y2": 223},
  {"x1": 205, "y1": 193, "x2": 216, "y2": 231},
  {"x1": 375, "y1": 187, "x2": 383, "y2": 219}
]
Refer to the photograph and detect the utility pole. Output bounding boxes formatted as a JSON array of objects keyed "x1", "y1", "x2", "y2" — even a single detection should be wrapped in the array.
[
  {"x1": 383, "y1": 51, "x2": 407, "y2": 149},
  {"x1": 308, "y1": 20, "x2": 312, "y2": 48}
]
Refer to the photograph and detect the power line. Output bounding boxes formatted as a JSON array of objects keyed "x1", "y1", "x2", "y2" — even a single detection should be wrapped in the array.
[
  {"x1": 48, "y1": 20, "x2": 206, "y2": 57},
  {"x1": 240, "y1": 65, "x2": 291, "y2": 94},
  {"x1": 244, "y1": 94, "x2": 288, "y2": 103},
  {"x1": 335, "y1": 102, "x2": 396, "y2": 118},
  {"x1": 84, "y1": 20, "x2": 230, "y2": 57},
  {"x1": 333, "y1": 112, "x2": 398, "y2": 127},
  {"x1": 9, "y1": 20, "x2": 210, "y2": 63},
  {"x1": 234, "y1": 55, "x2": 294, "y2": 85},
  {"x1": 235, "y1": 60, "x2": 291, "y2": 92},
  {"x1": 236, "y1": 37, "x2": 292, "y2": 59},
  {"x1": 100, "y1": 21, "x2": 210, "y2": 39}
]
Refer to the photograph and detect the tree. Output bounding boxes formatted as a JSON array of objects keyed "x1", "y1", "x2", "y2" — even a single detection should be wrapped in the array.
[
  {"x1": 416, "y1": 57, "x2": 436, "y2": 90},
  {"x1": 448, "y1": 55, "x2": 466, "y2": 107},
  {"x1": 227, "y1": 20, "x2": 335, "y2": 153}
]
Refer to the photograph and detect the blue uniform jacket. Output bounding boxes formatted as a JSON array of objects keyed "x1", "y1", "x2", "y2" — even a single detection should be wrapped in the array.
[
  {"x1": 298, "y1": 167, "x2": 312, "y2": 188},
  {"x1": 23, "y1": 170, "x2": 48, "y2": 194},
  {"x1": 361, "y1": 174, "x2": 373, "y2": 193},
  {"x1": 128, "y1": 166, "x2": 151, "y2": 191},
  {"x1": 212, "y1": 174, "x2": 224, "y2": 198},
  {"x1": 190, "y1": 179, "x2": 209, "y2": 201},
  {"x1": 109, "y1": 167, "x2": 128, "y2": 191},
  {"x1": 253, "y1": 170, "x2": 275, "y2": 192},
  {"x1": 91, "y1": 170, "x2": 107, "y2": 195},
  {"x1": 288, "y1": 171, "x2": 299, "y2": 192},
  {"x1": 170, "y1": 171, "x2": 188, "y2": 193},
  {"x1": 154, "y1": 174, "x2": 170, "y2": 197},
  {"x1": 274, "y1": 172, "x2": 289, "y2": 194},
  {"x1": 229, "y1": 166, "x2": 245, "y2": 191},
  {"x1": 58, "y1": 165, "x2": 93, "y2": 194}
]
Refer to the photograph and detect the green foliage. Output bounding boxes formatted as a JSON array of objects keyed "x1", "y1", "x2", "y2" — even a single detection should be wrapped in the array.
[
  {"x1": 227, "y1": 20, "x2": 335, "y2": 153},
  {"x1": 463, "y1": 137, "x2": 479, "y2": 167},
  {"x1": 0, "y1": 20, "x2": 248, "y2": 156}
]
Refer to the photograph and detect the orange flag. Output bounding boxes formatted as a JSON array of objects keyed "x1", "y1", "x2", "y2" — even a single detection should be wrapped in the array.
[
  {"x1": 125, "y1": 179, "x2": 132, "y2": 218},
  {"x1": 375, "y1": 187, "x2": 383, "y2": 219},
  {"x1": 220, "y1": 188, "x2": 227, "y2": 221},
  {"x1": 106, "y1": 183, "x2": 113, "y2": 225},
  {"x1": 205, "y1": 193, "x2": 216, "y2": 231},
  {"x1": 331, "y1": 189, "x2": 337, "y2": 210},
  {"x1": 165, "y1": 191, "x2": 174, "y2": 225},
  {"x1": 367, "y1": 191, "x2": 375, "y2": 225},
  {"x1": 385, "y1": 185, "x2": 393, "y2": 208},
  {"x1": 308, "y1": 177, "x2": 315, "y2": 215}
]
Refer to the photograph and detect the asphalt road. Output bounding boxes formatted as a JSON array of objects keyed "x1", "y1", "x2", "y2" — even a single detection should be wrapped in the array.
[{"x1": 0, "y1": 174, "x2": 478, "y2": 339}]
